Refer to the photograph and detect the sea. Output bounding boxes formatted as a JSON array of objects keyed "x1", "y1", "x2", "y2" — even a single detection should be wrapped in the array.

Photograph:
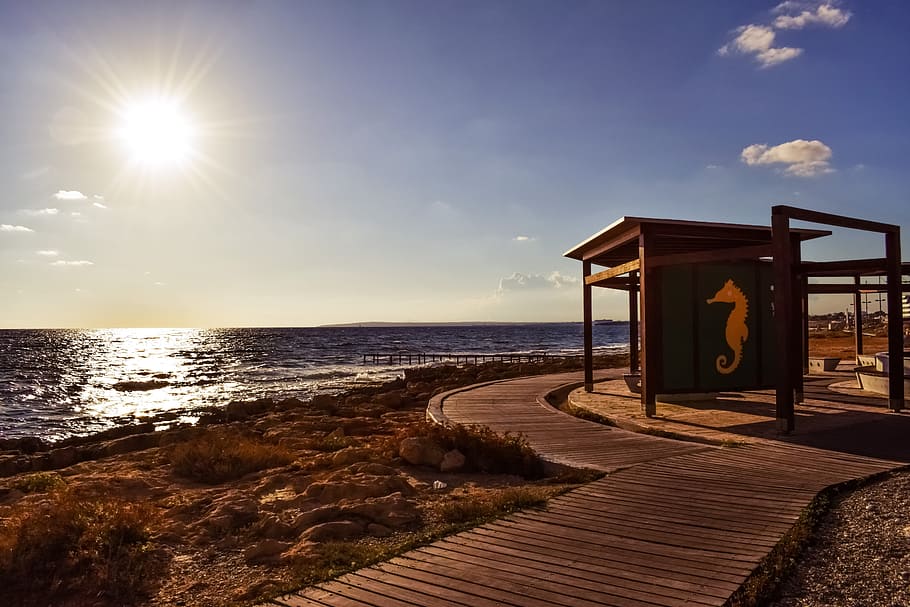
[{"x1": 0, "y1": 324, "x2": 628, "y2": 442}]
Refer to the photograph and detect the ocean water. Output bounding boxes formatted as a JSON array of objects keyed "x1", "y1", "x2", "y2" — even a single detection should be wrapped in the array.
[{"x1": 0, "y1": 324, "x2": 628, "y2": 441}]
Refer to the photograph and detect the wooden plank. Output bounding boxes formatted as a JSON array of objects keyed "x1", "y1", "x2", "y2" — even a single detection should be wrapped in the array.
[
  {"x1": 647, "y1": 243, "x2": 773, "y2": 268},
  {"x1": 773, "y1": 204, "x2": 898, "y2": 234},
  {"x1": 799, "y1": 258, "x2": 888, "y2": 276},
  {"x1": 585, "y1": 259, "x2": 642, "y2": 286}
]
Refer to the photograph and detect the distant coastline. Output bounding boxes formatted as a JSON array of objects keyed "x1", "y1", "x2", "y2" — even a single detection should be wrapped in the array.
[{"x1": 318, "y1": 321, "x2": 612, "y2": 328}]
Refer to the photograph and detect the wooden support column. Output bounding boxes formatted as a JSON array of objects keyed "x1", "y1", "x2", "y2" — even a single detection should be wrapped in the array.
[
  {"x1": 854, "y1": 275, "x2": 864, "y2": 361},
  {"x1": 793, "y1": 236, "x2": 805, "y2": 404},
  {"x1": 772, "y1": 209, "x2": 795, "y2": 433},
  {"x1": 638, "y1": 233, "x2": 657, "y2": 416},
  {"x1": 629, "y1": 270, "x2": 640, "y2": 373},
  {"x1": 801, "y1": 274, "x2": 810, "y2": 376},
  {"x1": 583, "y1": 260, "x2": 594, "y2": 392},
  {"x1": 885, "y1": 230, "x2": 904, "y2": 411}
]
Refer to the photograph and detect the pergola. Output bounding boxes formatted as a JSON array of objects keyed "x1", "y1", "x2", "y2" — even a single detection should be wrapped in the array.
[{"x1": 565, "y1": 206, "x2": 908, "y2": 433}]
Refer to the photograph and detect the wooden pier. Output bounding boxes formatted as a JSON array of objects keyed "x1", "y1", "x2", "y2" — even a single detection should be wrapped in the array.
[
  {"x1": 269, "y1": 369, "x2": 903, "y2": 607},
  {"x1": 361, "y1": 352, "x2": 562, "y2": 365}
]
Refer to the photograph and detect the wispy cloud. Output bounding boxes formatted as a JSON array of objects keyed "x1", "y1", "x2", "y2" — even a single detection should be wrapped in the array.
[
  {"x1": 773, "y1": 1, "x2": 851, "y2": 29},
  {"x1": 53, "y1": 190, "x2": 87, "y2": 201},
  {"x1": 498, "y1": 271, "x2": 579, "y2": 293},
  {"x1": 719, "y1": 2, "x2": 851, "y2": 68},
  {"x1": 93, "y1": 202, "x2": 107, "y2": 209},
  {"x1": 741, "y1": 139, "x2": 834, "y2": 176},
  {"x1": 21, "y1": 208, "x2": 59, "y2": 216},
  {"x1": 36, "y1": 250, "x2": 59, "y2": 257},
  {"x1": 21, "y1": 167, "x2": 49, "y2": 180},
  {"x1": 1, "y1": 224, "x2": 34, "y2": 232},
  {"x1": 70, "y1": 212, "x2": 82, "y2": 217},
  {"x1": 718, "y1": 24, "x2": 802, "y2": 68},
  {"x1": 512, "y1": 235, "x2": 535, "y2": 242},
  {"x1": 51, "y1": 260, "x2": 94, "y2": 267}
]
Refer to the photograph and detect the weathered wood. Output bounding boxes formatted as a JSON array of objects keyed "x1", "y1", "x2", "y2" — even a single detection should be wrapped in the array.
[
  {"x1": 629, "y1": 270, "x2": 639, "y2": 373},
  {"x1": 772, "y1": 209, "x2": 795, "y2": 433},
  {"x1": 773, "y1": 204, "x2": 899, "y2": 234},
  {"x1": 854, "y1": 275, "x2": 864, "y2": 360},
  {"x1": 638, "y1": 231, "x2": 657, "y2": 416},
  {"x1": 583, "y1": 261, "x2": 594, "y2": 392},
  {"x1": 647, "y1": 243, "x2": 773, "y2": 268},
  {"x1": 585, "y1": 259, "x2": 641, "y2": 286},
  {"x1": 885, "y1": 230, "x2": 904, "y2": 411},
  {"x1": 799, "y1": 258, "x2": 889, "y2": 276}
]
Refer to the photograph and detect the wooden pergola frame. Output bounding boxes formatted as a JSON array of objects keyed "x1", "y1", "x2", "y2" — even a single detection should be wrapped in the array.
[{"x1": 566, "y1": 207, "x2": 908, "y2": 433}]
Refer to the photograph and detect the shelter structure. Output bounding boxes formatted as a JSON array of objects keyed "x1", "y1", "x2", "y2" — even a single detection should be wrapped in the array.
[{"x1": 565, "y1": 206, "x2": 908, "y2": 433}]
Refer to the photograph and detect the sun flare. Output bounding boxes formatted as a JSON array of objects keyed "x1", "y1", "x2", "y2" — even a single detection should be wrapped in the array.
[{"x1": 117, "y1": 97, "x2": 195, "y2": 167}]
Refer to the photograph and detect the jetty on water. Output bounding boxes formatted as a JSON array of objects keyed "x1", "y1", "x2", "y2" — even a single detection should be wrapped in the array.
[{"x1": 361, "y1": 352, "x2": 564, "y2": 365}]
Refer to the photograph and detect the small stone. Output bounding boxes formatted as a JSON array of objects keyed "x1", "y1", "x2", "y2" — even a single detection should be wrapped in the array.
[
  {"x1": 243, "y1": 539, "x2": 291, "y2": 564},
  {"x1": 300, "y1": 520, "x2": 364, "y2": 542},
  {"x1": 399, "y1": 437, "x2": 446, "y2": 467}
]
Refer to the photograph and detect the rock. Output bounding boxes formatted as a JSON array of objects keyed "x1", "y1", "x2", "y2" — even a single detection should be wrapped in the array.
[
  {"x1": 254, "y1": 515, "x2": 294, "y2": 539},
  {"x1": 344, "y1": 493, "x2": 418, "y2": 528},
  {"x1": 439, "y1": 449, "x2": 466, "y2": 473},
  {"x1": 377, "y1": 390, "x2": 406, "y2": 409},
  {"x1": 310, "y1": 394, "x2": 338, "y2": 414},
  {"x1": 331, "y1": 448, "x2": 372, "y2": 467},
  {"x1": 399, "y1": 437, "x2": 446, "y2": 467},
  {"x1": 300, "y1": 520, "x2": 364, "y2": 542},
  {"x1": 244, "y1": 539, "x2": 292, "y2": 564},
  {"x1": 112, "y1": 379, "x2": 169, "y2": 392},
  {"x1": 101, "y1": 432, "x2": 160, "y2": 457}
]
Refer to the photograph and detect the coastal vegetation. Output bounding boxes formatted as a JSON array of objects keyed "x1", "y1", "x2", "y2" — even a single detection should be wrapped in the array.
[{"x1": 0, "y1": 355, "x2": 622, "y2": 607}]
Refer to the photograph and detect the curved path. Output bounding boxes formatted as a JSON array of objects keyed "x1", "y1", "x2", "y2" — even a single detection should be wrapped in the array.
[{"x1": 271, "y1": 370, "x2": 901, "y2": 607}]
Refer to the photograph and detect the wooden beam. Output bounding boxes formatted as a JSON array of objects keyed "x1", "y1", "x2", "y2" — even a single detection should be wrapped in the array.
[
  {"x1": 773, "y1": 205, "x2": 899, "y2": 234},
  {"x1": 580, "y1": 230, "x2": 640, "y2": 263},
  {"x1": 583, "y1": 261, "x2": 594, "y2": 392},
  {"x1": 589, "y1": 277, "x2": 635, "y2": 291},
  {"x1": 799, "y1": 258, "x2": 888, "y2": 276},
  {"x1": 585, "y1": 259, "x2": 641, "y2": 286},
  {"x1": 647, "y1": 243, "x2": 773, "y2": 268},
  {"x1": 885, "y1": 231, "x2": 904, "y2": 411},
  {"x1": 629, "y1": 270, "x2": 639, "y2": 373},
  {"x1": 807, "y1": 282, "x2": 910, "y2": 294},
  {"x1": 854, "y1": 276, "x2": 864, "y2": 361},
  {"x1": 638, "y1": 232, "x2": 657, "y2": 417},
  {"x1": 772, "y1": 209, "x2": 795, "y2": 434}
]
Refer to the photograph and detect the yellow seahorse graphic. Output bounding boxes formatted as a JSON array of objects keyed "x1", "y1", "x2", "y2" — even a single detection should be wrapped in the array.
[{"x1": 706, "y1": 279, "x2": 749, "y2": 375}]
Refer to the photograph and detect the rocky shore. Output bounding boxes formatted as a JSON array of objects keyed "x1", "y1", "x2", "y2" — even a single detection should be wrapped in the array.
[{"x1": 0, "y1": 357, "x2": 612, "y2": 607}]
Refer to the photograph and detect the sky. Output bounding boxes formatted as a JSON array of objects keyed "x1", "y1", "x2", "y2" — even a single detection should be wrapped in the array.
[{"x1": 0, "y1": 0, "x2": 908, "y2": 328}]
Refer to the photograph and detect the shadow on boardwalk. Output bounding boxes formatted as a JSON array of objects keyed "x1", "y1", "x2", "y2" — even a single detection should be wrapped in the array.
[{"x1": 269, "y1": 369, "x2": 903, "y2": 607}]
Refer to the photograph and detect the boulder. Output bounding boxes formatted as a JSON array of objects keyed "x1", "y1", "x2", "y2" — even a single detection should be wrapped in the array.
[
  {"x1": 399, "y1": 437, "x2": 446, "y2": 467},
  {"x1": 244, "y1": 539, "x2": 292, "y2": 564},
  {"x1": 300, "y1": 520, "x2": 364, "y2": 542},
  {"x1": 331, "y1": 448, "x2": 372, "y2": 468},
  {"x1": 439, "y1": 449, "x2": 466, "y2": 473}
]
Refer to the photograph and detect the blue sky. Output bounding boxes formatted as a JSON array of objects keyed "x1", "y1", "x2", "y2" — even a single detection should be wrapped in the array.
[{"x1": 0, "y1": 0, "x2": 907, "y2": 327}]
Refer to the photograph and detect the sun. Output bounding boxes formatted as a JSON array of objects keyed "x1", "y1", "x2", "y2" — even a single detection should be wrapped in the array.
[{"x1": 117, "y1": 97, "x2": 195, "y2": 167}]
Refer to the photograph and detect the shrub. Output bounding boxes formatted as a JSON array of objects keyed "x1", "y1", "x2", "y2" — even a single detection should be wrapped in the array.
[
  {"x1": 9, "y1": 471, "x2": 66, "y2": 493},
  {"x1": 170, "y1": 429, "x2": 295, "y2": 483},
  {"x1": 0, "y1": 488, "x2": 162, "y2": 605},
  {"x1": 398, "y1": 422, "x2": 544, "y2": 478},
  {"x1": 436, "y1": 487, "x2": 550, "y2": 524}
]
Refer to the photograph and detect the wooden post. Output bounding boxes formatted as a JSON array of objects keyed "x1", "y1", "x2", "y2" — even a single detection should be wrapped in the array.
[
  {"x1": 772, "y1": 208, "x2": 795, "y2": 433},
  {"x1": 793, "y1": 235, "x2": 805, "y2": 404},
  {"x1": 854, "y1": 275, "x2": 864, "y2": 361},
  {"x1": 885, "y1": 230, "x2": 904, "y2": 411},
  {"x1": 801, "y1": 274, "x2": 810, "y2": 376},
  {"x1": 638, "y1": 232, "x2": 657, "y2": 416},
  {"x1": 583, "y1": 260, "x2": 594, "y2": 392},
  {"x1": 629, "y1": 270, "x2": 640, "y2": 373}
]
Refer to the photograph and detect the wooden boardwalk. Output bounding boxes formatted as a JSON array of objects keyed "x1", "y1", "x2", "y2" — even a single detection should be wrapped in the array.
[{"x1": 270, "y1": 371, "x2": 902, "y2": 607}]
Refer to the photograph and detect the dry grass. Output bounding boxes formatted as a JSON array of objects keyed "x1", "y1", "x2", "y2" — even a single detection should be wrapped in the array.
[
  {"x1": 435, "y1": 486, "x2": 551, "y2": 524},
  {"x1": 398, "y1": 422, "x2": 545, "y2": 478},
  {"x1": 169, "y1": 429, "x2": 295, "y2": 484},
  {"x1": 0, "y1": 488, "x2": 163, "y2": 605}
]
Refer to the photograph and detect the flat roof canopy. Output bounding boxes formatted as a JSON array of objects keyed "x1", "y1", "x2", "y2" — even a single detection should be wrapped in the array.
[{"x1": 564, "y1": 216, "x2": 830, "y2": 268}]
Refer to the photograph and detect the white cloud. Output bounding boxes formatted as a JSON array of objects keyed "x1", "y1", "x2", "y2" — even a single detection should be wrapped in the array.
[
  {"x1": 51, "y1": 260, "x2": 94, "y2": 267},
  {"x1": 512, "y1": 235, "x2": 534, "y2": 242},
  {"x1": 1, "y1": 224, "x2": 34, "y2": 232},
  {"x1": 718, "y1": 24, "x2": 803, "y2": 68},
  {"x1": 36, "y1": 250, "x2": 59, "y2": 256},
  {"x1": 71, "y1": 212, "x2": 82, "y2": 217},
  {"x1": 498, "y1": 271, "x2": 579, "y2": 293},
  {"x1": 741, "y1": 139, "x2": 834, "y2": 176},
  {"x1": 21, "y1": 167, "x2": 49, "y2": 180},
  {"x1": 93, "y1": 202, "x2": 107, "y2": 209},
  {"x1": 21, "y1": 208, "x2": 59, "y2": 216},
  {"x1": 705, "y1": 164, "x2": 721, "y2": 169},
  {"x1": 53, "y1": 190, "x2": 87, "y2": 201},
  {"x1": 773, "y1": 1, "x2": 851, "y2": 29}
]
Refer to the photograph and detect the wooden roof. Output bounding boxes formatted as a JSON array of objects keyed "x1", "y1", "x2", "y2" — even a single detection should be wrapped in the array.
[{"x1": 564, "y1": 216, "x2": 831, "y2": 268}]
